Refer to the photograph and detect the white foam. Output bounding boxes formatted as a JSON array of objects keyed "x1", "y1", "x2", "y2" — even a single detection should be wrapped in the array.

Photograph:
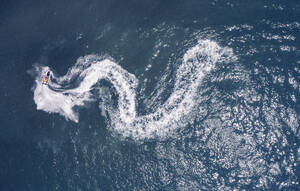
[{"x1": 33, "y1": 40, "x2": 234, "y2": 139}]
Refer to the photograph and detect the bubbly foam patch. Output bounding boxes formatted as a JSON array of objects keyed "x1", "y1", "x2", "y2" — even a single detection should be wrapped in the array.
[{"x1": 33, "y1": 40, "x2": 234, "y2": 139}]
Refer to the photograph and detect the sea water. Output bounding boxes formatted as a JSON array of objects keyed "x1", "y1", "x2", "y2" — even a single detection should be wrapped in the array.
[{"x1": 0, "y1": 0, "x2": 299, "y2": 190}]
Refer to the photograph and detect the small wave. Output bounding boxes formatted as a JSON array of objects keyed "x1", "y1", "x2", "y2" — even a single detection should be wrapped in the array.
[{"x1": 33, "y1": 40, "x2": 234, "y2": 139}]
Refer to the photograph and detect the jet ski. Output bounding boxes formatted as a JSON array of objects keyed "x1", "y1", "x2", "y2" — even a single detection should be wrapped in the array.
[{"x1": 42, "y1": 71, "x2": 51, "y2": 85}]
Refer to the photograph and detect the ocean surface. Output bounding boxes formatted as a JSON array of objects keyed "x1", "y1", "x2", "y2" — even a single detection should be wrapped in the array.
[{"x1": 0, "y1": 0, "x2": 299, "y2": 190}]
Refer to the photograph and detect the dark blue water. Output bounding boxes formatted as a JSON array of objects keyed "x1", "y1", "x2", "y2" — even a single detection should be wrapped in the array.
[{"x1": 0, "y1": 0, "x2": 299, "y2": 190}]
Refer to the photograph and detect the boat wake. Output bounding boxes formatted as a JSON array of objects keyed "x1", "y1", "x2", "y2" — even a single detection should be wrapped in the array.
[{"x1": 33, "y1": 40, "x2": 234, "y2": 139}]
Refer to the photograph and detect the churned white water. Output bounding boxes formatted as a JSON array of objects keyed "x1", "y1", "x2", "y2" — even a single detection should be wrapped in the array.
[{"x1": 33, "y1": 40, "x2": 234, "y2": 139}]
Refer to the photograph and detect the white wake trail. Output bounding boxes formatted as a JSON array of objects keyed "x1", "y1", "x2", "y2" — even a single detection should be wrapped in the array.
[{"x1": 33, "y1": 40, "x2": 234, "y2": 139}]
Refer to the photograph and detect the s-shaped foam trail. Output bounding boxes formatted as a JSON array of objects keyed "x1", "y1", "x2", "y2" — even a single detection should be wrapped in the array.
[{"x1": 33, "y1": 40, "x2": 235, "y2": 139}]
